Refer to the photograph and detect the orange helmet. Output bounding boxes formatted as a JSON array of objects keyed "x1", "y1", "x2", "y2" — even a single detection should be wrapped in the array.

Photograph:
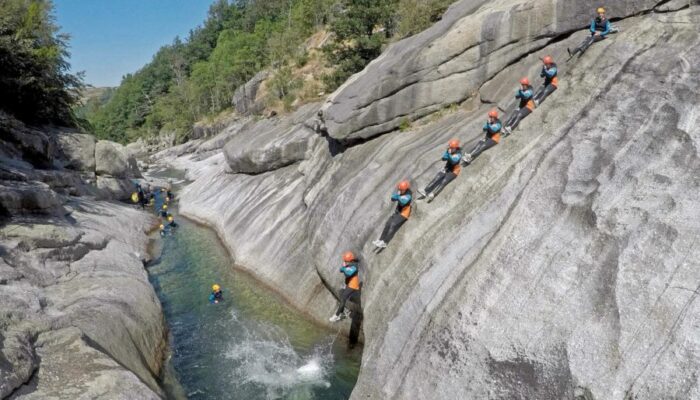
[
  {"x1": 397, "y1": 180, "x2": 410, "y2": 192},
  {"x1": 448, "y1": 139, "x2": 460, "y2": 149},
  {"x1": 543, "y1": 55, "x2": 554, "y2": 65},
  {"x1": 488, "y1": 109, "x2": 499, "y2": 118},
  {"x1": 519, "y1": 77, "x2": 530, "y2": 85},
  {"x1": 342, "y1": 251, "x2": 355, "y2": 262}
]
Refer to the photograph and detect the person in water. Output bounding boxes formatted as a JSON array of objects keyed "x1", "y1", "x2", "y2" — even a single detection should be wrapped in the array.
[
  {"x1": 167, "y1": 214, "x2": 178, "y2": 228},
  {"x1": 209, "y1": 284, "x2": 223, "y2": 304},
  {"x1": 159, "y1": 224, "x2": 170, "y2": 237},
  {"x1": 373, "y1": 180, "x2": 412, "y2": 249},
  {"x1": 330, "y1": 251, "x2": 361, "y2": 322},
  {"x1": 160, "y1": 204, "x2": 169, "y2": 218}
]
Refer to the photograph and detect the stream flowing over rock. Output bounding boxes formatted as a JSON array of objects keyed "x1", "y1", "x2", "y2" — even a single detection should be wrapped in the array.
[
  {"x1": 1, "y1": 115, "x2": 164, "y2": 398},
  {"x1": 155, "y1": 2, "x2": 700, "y2": 398}
]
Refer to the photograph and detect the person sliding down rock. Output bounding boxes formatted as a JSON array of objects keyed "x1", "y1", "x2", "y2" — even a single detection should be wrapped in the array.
[
  {"x1": 568, "y1": 7, "x2": 611, "y2": 59},
  {"x1": 209, "y1": 284, "x2": 223, "y2": 304},
  {"x1": 330, "y1": 252, "x2": 361, "y2": 322},
  {"x1": 373, "y1": 180, "x2": 412, "y2": 249},
  {"x1": 417, "y1": 140, "x2": 462, "y2": 203},
  {"x1": 503, "y1": 77, "x2": 535, "y2": 136},
  {"x1": 463, "y1": 109, "x2": 503, "y2": 166},
  {"x1": 533, "y1": 56, "x2": 558, "y2": 106}
]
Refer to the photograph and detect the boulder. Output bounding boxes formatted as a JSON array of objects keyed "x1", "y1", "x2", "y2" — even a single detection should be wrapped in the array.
[
  {"x1": 96, "y1": 176, "x2": 134, "y2": 200},
  {"x1": 95, "y1": 140, "x2": 140, "y2": 178},
  {"x1": 223, "y1": 103, "x2": 321, "y2": 174},
  {"x1": 56, "y1": 133, "x2": 96, "y2": 171},
  {"x1": 232, "y1": 70, "x2": 269, "y2": 115},
  {"x1": 0, "y1": 181, "x2": 63, "y2": 216}
]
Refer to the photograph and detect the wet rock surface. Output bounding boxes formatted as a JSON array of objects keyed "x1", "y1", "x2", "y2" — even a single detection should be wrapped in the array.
[{"x1": 156, "y1": 4, "x2": 700, "y2": 399}]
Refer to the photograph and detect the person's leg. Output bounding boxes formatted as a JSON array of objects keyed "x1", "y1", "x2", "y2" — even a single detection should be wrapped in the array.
[
  {"x1": 469, "y1": 138, "x2": 498, "y2": 161},
  {"x1": 424, "y1": 171, "x2": 446, "y2": 194},
  {"x1": 508, "y1": 108, "x2": 532, "y2": 131},
  {"x1": 379, "y1": 214, "x2": 407, "y2": 244},
  {"x1": 570, "y1": 36, "x2": 595, "y2": 56},
  {"x1": 535, "y1": 85, "x2": 557, "y2": 106},
  {"x1": 336, "y1": 287, "x2": 354, "y2": 316},
  {"x1": 432, "y1": 172, "x2": 457, "y2": 196}
]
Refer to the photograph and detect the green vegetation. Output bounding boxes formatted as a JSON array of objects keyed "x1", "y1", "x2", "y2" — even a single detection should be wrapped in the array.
[
  {"x1": 396, "y1": 0, "x2": 454, "y2": 38},
  {"x1": 0, "y1": 0, "x2": 82, "y2": 125},
  {"x1": 84, "y1": 0, "x2": 456, "y2": 144}
]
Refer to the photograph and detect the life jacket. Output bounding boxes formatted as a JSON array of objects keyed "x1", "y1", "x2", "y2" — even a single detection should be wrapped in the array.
[
  {"x1": 594, "y1": 17, "x2": 608, "y2": 32},
  {"x1": 395, "y1": 188, "x2": 412, "y2": 219},
  {"x1": 484, "y1": 119, "x2": 503, "y2": 143},
  {"x1": 542, "y1": 63, "x2": 558, "y2": 87},
  {"x1": 344, "y1": 261, "x2": 360, "y2": 290},
  {"x1": 518, "y1": 85, "x2": 535, "y2": 111},
  {"x1": 443, "y1": 150, "x2": 462, "y2": 175}
]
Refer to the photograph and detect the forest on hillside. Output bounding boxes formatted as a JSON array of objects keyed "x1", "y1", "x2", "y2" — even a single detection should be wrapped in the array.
[{"x1": 82, "y1": 0, "x2": 455, "y2": 144}]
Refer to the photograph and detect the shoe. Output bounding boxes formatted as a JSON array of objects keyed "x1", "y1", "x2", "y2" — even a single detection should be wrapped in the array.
[
  {"x1": 377, "y1": 240, "x2": 387, "y2": 249},
  {"x1": 417, "y1": 189, "x2": 427, "y2": 199},
  {"x1": 329, "y1": 314, "x2": 342, "y2": 322},
  {"x1": 427, "y1": 193, "x2": 435, "y2": 203},
  {"x1": 534, "y1": 99, "x2": 540, "y2": 107},
  {"x1": 372, "y1": 239, "x2": 380, "y2": 247},
  {"x1": 503, "y1": 126, "x2": 512, "y2": 136},
  {"x1": 463, "y1": 153, "x2": 473, "y2": 164}
]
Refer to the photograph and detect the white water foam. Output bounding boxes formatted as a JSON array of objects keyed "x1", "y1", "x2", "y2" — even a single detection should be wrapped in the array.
[{"x1": 224, "y1": 310, "x2": 334, "y2": 399}]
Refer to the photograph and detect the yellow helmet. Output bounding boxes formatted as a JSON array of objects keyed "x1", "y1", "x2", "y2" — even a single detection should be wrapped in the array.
[
  {"x1": 597, "y1": 7, "x2": 605, "y2": 13},
  {"x1": 167, "y1": 215, "x2": 174, "y2": 222},
  {"x1": 131, "y1": 192, "x2": 139, "y2": 203},
  {"x1": 159, "y1": 224, "x2": 165, "y2": 230},
  {"x1": 212, "y1": 284, "x2": 221, "y2": 291},
  {"x1": 162, "y1": 204, "x2": 168, "y2": 210}
]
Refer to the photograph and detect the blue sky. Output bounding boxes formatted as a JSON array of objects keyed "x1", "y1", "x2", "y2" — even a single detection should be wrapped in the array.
[{"x1": 54, "y1": 0, "x2": 215, "y2": 87}]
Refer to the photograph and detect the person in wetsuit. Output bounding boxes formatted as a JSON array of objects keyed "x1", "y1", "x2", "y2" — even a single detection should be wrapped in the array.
[
  {"x1": 373, "y1": 180, "x2": 412, "y2": 249},
  {"x1": 329, "y1": 252, "x2": 361, "y2": 322},
  {"x1": 417, "y1": 140, "x2": 463, "y2": 203}
]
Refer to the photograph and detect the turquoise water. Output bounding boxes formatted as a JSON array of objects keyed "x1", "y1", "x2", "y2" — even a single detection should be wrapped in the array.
[{"x1": 147, "y1": 209, "x2": 361, "y2": 399}]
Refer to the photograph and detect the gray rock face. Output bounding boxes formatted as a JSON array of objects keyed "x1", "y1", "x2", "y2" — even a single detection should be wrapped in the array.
[
  {"x1": 0, "y1": 181, "x2": 63, "y2": 215},
  {"x1": 232, "y1": 70, "x2": 269, "y2": 115},
  {"x1": 0, "y1": 200, "x2": 165, "y2": 399},
  {"x1": 158, "y1": 6, "x2": 700, "y2": 400},
  {"x1": 95, "y1": 140, "x2": 140, "y2": 179},
  {"x1": 223, "y1": 103, "x2": 321, "y2": 174},
  {"x1": 321, "y1": 0, "x2": 662, "y2": 142},
  {"x1": 56, "y1": 133, "x2": 96, "y2": 171}
]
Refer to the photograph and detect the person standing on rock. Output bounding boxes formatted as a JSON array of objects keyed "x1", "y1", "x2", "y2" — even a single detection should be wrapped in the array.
[
  {"x1": 503, "y1": 77, "x2": 536, "y2": 136},
  {"x1": 533, "y1": 56, "x2": 558, "y2": 106},
  {"x1": 463, "y1": 110, "x2": 503, "y2": 165},
  {"x1": 373, "y1": 180, "x2": 412, "y2": 249},
  {"x1": 417, "y1": 140, "x2": 462, "y2": 203},
  {"x1": 568, "y1": 7, "x2": 611, "y2": 59},
  {"x1": 330, "y1": 252, "x2": 361, "y2": 322}
]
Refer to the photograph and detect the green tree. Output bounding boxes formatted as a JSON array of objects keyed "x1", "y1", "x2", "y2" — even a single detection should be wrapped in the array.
[
  {"x1": 322, "y1": 0, "x2": 397, "y2": 90},
  {"x1": 397, "y1": 0, "x2": 453, "y2": 38},
  {"x1": 0, "y1": 0, "x2": 82, "y2": 125}
]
